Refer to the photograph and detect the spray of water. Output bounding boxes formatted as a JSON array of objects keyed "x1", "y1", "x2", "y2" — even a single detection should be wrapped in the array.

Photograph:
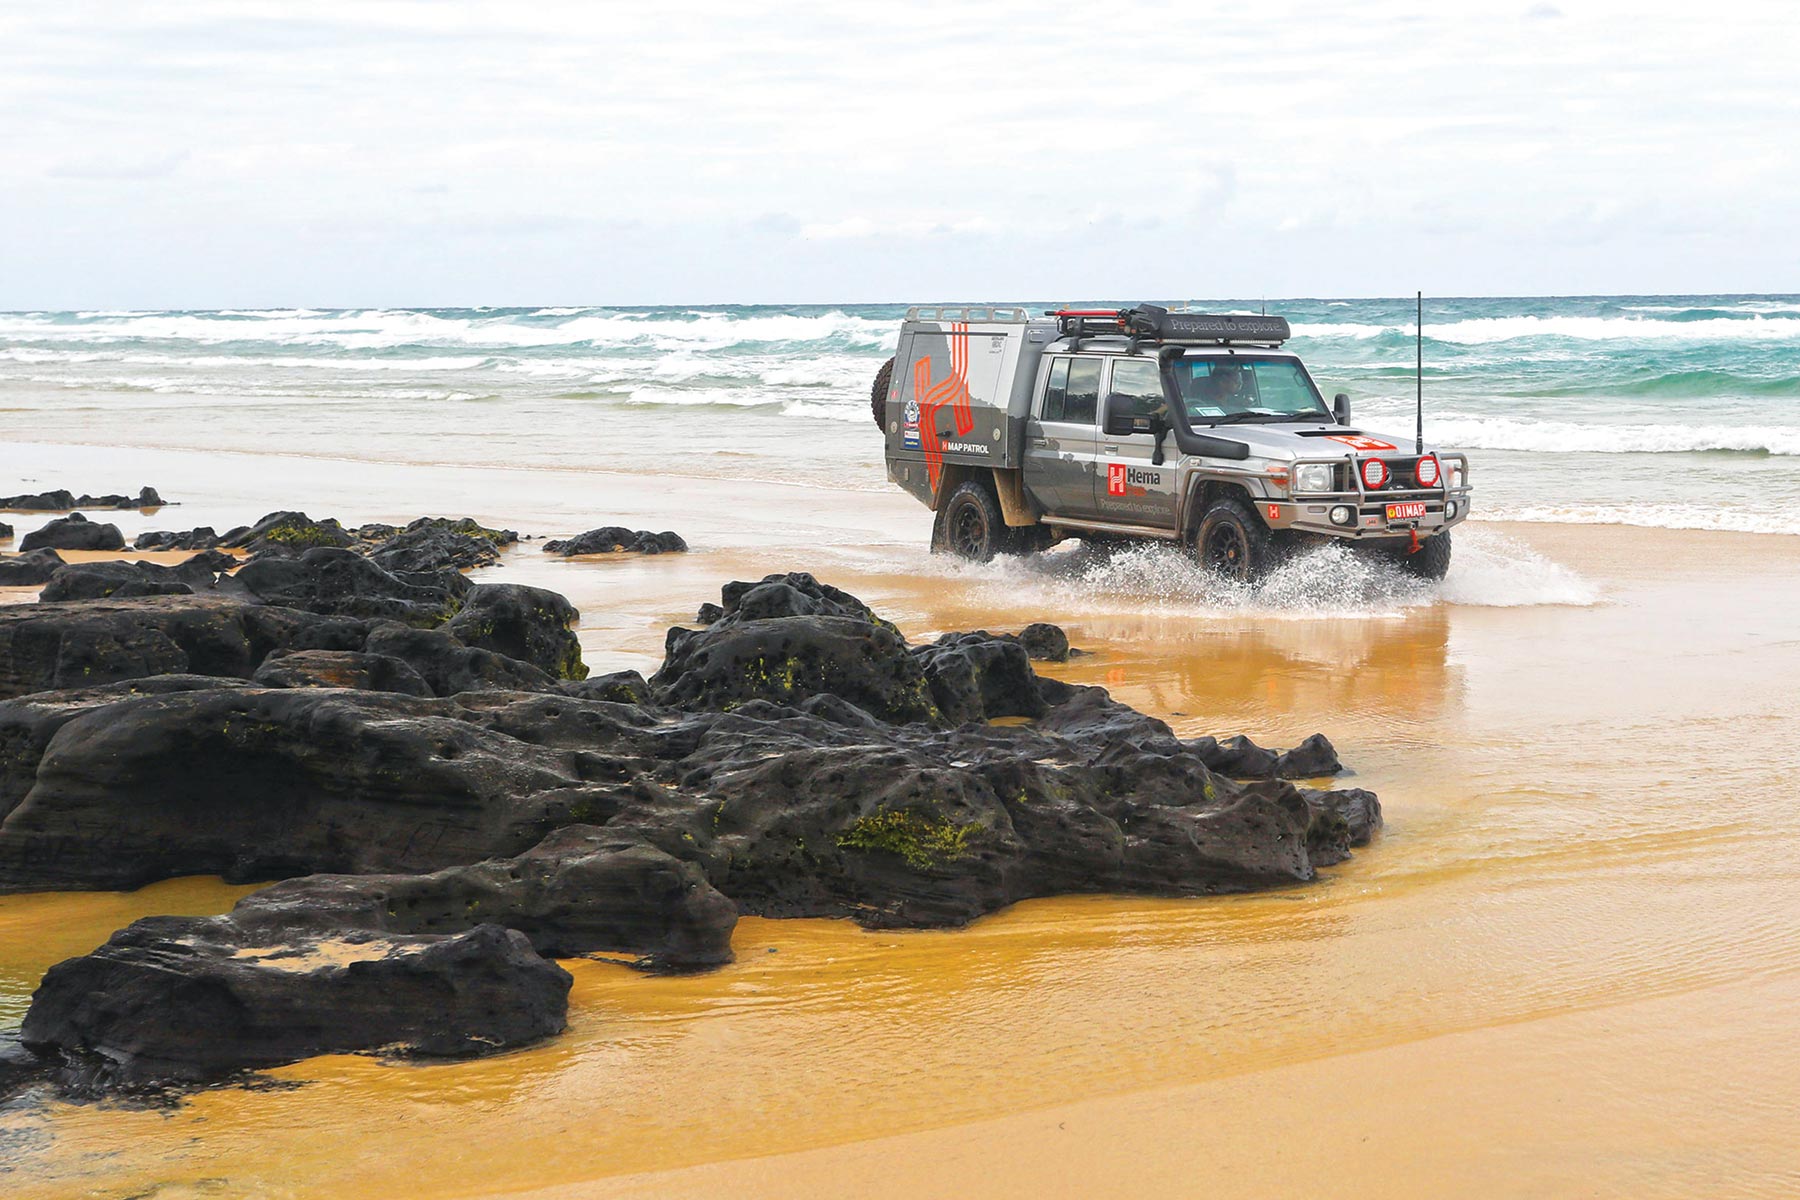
[{"x1": 909, "y1": 528, "x2": 1598, "y2": 618}]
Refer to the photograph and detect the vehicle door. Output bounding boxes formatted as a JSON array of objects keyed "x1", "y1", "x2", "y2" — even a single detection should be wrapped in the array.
[
  {"x1": 1093, "y1": 357, "x2": 1180, "y2": 530},
  {"x1": 1023, "y1": 354, "x2": 1104, "y2": 518}
]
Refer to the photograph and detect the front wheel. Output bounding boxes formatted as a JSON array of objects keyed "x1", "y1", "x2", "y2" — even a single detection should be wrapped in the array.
[
  {"x1": 1395, "y1": 531, "x2": 1452, "y2": 580},
  {"x1": 932, "y1": 481, "x2": 1011, "y2": 562},
  {"x1": 1193, "y1": 496, "x2": 1276, "y2": 583}
]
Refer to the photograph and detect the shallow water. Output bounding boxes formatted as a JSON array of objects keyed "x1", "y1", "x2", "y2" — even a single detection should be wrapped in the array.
[{"x1": 3, "y1": 438, "x2": 1799, "y2": 1196}]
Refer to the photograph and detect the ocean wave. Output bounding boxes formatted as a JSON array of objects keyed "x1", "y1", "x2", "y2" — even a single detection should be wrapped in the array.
[
  {"x1": 0, "y1": 309, "x2": 898, "y2": 353},
  {"x1": 1405, "y1": 416, "x2": 1800, "y2": 456},
  {"x1": 1484, "y1": 504, "x2": 1798, "y2": 536},
  {"x1": 1295, "y1": 315, "x2": 1800, "y2": 344}
]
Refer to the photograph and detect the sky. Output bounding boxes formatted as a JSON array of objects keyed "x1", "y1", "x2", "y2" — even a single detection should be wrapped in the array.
[{"x1": 1, "y1": 0, "x2": 1797, "y2": 307}]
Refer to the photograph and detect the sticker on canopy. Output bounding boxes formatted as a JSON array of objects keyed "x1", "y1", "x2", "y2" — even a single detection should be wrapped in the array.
[
  {"x1": 902, "y1": 397, "x2": 921, "y2": 449},
  {"x1": 1326, "y1": 435, "x2": 1396, "y2": 451}
]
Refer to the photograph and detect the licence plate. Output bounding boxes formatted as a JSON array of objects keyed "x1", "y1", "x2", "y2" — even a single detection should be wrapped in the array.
[{"x1": 1386, "y1": 502, "x2": 1428, "y2": 522}]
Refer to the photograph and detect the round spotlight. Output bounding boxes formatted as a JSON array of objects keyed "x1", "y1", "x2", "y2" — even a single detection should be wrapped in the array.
[
  {"x1": 1446, "y1": 500, "x2": 1460, "y2": 520},
  {"x1": 1329, "y1": 505, "x2": 1355, "y2": 526},
  {"x1": 1360, "y1": 458, "x2": 1389, "y2": 490},
  {"x1": 1415, "y1": 455, "x2": 1441, "y2": 487}
]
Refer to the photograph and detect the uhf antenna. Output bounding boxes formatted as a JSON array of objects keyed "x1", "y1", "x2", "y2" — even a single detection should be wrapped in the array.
[{"x1": 1415, "y1": 291, "x2": 1424, "y2": 456}]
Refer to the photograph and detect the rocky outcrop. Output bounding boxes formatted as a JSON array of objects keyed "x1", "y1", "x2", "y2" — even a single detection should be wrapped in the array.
[
  {"x1": 0, "y1": 570, "x2": 1380, "y2": 1095},
  {"x1": 19, "y1": 513, "x2": 125, "y2": 553},
  {"x1": 216, "y1": 511, "x2": 355, "y2": 555},
  {"x1": 0, "y1": 593, "x2": 576, "y2": 701},
  {"x1": 544, "y1": 527, "x2": 687, "y2": 555},
  {"x1": 0, "y1": 488, "x2": 163, "y2": 512},
  {"x1": 0, "y1": 549, "x2": 65, "y2": 587},
  {"x1": 251, "y1": 649, "x2": 435, "y2": 696},
  {"x1": 38, "y1": 552, "x2": 237, "y2": 602},
  {"x1": 134, "y1": 527, "x2": 218, "y2": 551},
  {"x1": 228, "y1": 546, "x2": 470, "y2": 625},
  {"x1": 444, "y1": 583, "x2": 586, "y2": 680},
  {"x1": 19, "y1": 920, "x2": 568, "y2": 1094}
]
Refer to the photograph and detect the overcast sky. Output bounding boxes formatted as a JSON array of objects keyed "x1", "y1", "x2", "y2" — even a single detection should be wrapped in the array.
[{"x1": 2, "y1": 0, "x2": 1796, "y2": 307}]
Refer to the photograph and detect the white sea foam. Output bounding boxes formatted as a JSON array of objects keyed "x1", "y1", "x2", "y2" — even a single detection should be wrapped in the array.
[
  {"x1": 0, "y1": 309, "x2": 897, "y2": 353},
  {"x1": 1295, "y1": 315, "x2": 1800, "y2": 344},
  {"x1": 919, "y1": 529, "x2": 1596, "y2": 618},
  {"x1": 1354, "y1": 413, "x2": 1800, "y2": 456},
  {"x1": 1483, "y1": 504, "x2": 1797, "y2": 536}
]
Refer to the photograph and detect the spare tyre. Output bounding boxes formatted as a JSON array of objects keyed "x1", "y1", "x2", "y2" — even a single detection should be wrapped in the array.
[{"x1": 870, "y1": 357, "x2": 895, "y2": 428}]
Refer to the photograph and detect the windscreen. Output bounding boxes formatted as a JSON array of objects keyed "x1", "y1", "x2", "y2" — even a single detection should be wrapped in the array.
[{"x1": 1174, "y1": 356, "x2": 1326, "y2": 421}]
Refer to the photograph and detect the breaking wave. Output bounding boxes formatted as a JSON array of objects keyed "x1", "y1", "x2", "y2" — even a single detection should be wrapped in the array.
[{"x1": 1365, "y1": 414, "x2": 1800, "y2": 456}]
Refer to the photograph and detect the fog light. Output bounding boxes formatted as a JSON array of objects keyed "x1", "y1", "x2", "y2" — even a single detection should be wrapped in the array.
[
  {"x1": 1446, "y1": 500, "x2": 1460, "y2": 520},
  {"x1": 1329, "y1": 505, "x2": 1355, "y2": 526}
]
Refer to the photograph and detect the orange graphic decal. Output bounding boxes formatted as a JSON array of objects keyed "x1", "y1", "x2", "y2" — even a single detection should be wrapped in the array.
[{"x1": 915, "y1": 322, "x2": 977, "y2": 496}]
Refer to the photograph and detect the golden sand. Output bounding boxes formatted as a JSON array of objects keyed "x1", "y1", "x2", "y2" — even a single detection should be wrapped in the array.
[{"x1": 3, "y1": 507, "x2": 1798, "y2": 1198}]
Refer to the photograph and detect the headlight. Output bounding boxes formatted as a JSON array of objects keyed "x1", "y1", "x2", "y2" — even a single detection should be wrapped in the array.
[{"x1": 1294, "y1": 463, "x2": 1335, "y2": 493}]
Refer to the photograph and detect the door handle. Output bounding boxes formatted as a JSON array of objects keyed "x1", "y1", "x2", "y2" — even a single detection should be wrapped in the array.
[
  {"x1": 1102, "y1": 445, "x2": 1120, "y2": 453},
  {"x1": 1030, "y1": 437, "x2": 1049, "y2": 447}
]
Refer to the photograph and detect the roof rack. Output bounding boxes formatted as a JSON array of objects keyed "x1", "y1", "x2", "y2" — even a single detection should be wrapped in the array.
[
  {"x1": 905, "y1": 305, "x2": 1030, "y2": 323},
  {"x1": 1046, "y1": 304, "x2": 1291, "y2": 347}
]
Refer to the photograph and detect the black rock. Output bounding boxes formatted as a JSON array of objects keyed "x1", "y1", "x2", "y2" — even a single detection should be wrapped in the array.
[
  {"x1": 654, "y1": 615, "x2": 939, "y2": 723},
  {"x1": 39, "y1": 552, "x2": 233, "y2": 603},
  {"x1": 544, "y1": 527, "x2": 687, "y2": 555},
  {"x1": 19, "y1": 513, "x2": 126, "y2": 553},
  {"x1": 1018, "y1": 622, "x2": 1072, "y2": 662},
  {"x1": 218, "y1": 511, "x2": 355, "y2": 555},
  {"x1": 444, "y1": 583, "x2": 587, "y2": 680},
  {"x1": 0, "y1": 687, "x2": 592, "y2": 889},
  {"x1": 0, "y1": 549, "x2": 66, "y2": 587},
  {"x1": 230, "y1": 546, "x2": 469, "y2": 626},
  {"x1": 252, "y1": 649, "x2": 435, "y2": 697},
  {"x1": 134, "y1": 526, "x2": 219, "y2": 551},
  {"x1": 0, "y1": 490, "x2": 75, "y2": 512},
  {"x1": 358, "y1": 622, "x2": 560, "y2": 696},
  {"x1": 913, "y1": 632, "x2": 1049, "y2": 723},
  {"x1": 0, "y1": 521, "x2": 11, "y2": 543},
  {"x1": 20, "y1": 919, "x2": 568, "y2": 1092},
  {"x1": 562, "y1": 669, "x2": 651, "y2": 704},
  {"x1": 366, "y1": 523, "x2": 505, "y2": 574},
  {"x1": 228, "y1": 825, "x2": 737, "y2": 969}
]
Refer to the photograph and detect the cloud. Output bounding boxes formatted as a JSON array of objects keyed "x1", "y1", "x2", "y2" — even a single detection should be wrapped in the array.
[
  {"x1": 1, "y1": 0, "x2": 1797, "y2": 303},
  {"x1": 47, "y1": 150, "x2": 188, "y2": 180}
]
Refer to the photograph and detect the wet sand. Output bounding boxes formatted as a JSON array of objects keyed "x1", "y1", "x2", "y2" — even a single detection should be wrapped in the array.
[{"x1": 3, "y1": 441, "x2": 1799, "y2": 1198}]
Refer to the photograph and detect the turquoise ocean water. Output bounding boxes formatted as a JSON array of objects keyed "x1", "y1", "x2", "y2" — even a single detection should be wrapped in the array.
[{"x1": 2, "y1": 296, "x2": 1796, "y2": 535}]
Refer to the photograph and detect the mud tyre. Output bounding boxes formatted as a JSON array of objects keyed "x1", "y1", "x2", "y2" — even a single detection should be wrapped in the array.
[
  {"x1": 870, "y1": 357, "x2": 895, "y2": 428},
  {"x1": 932, "y1": 481, "x2": 1012, "y2": 562},
  {"x1": 1396, "y1": 530, "x2": 1452, "y2": 580},
  {"x1": 1194, "y1": 496, "x2": 1276, "y2": 583}
]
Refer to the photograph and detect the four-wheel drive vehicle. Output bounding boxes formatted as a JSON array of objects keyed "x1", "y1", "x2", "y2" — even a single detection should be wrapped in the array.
[{"x1": 872, "y1": 304, "x2": 1472, "y2": 580}]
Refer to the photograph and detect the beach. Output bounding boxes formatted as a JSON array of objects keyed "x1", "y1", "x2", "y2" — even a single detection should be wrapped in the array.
[{"x1": 4, "y1": 427, "x2": 1798, "y2": 1197}]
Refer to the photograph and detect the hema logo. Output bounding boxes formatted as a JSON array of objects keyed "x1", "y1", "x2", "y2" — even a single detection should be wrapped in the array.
[{"x1": 1106, "y1": 464, "x2": 1160, "y2": 497}]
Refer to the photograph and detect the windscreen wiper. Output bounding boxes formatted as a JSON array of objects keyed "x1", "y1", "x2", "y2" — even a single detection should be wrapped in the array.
[{"x1": 1207, "y1": 411, "x2": 1284, "y2": 425}]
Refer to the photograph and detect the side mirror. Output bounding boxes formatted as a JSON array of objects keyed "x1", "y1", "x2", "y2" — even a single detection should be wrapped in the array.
[
  {"x1": 1104, "y1": 402, "x2": 1151, "y2": 437},
  {"x1": 1333, "y1": 393, "x2": 1352, "y2": 425}
]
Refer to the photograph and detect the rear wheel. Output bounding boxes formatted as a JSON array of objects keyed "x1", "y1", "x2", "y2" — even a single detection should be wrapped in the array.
[
  {"x1": 932, "y1": 481, "x2": 1011, "y2": 562},
  {"x1": 1193, "y1": 496, "x2": 1275, "y2": 583},
  {"x1": 1396, "y1": 531, "x2": 1452, "y2": 580},
  {"x1": 870, "y1": 357, "x2": 895, "y2": 428}
]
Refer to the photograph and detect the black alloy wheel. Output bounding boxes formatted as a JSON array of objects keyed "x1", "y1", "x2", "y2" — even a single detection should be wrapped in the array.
[
  {"x1": 1193, "y1": 496, "x2": 1275, "y2": 583},
  {"x1": 933, "y1": 480, "x2": 1010, "y2": 562}
]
